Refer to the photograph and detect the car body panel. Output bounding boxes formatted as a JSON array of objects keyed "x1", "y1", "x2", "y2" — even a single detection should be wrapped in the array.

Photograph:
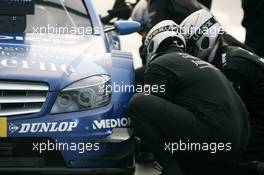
[
  {"x1": 0, "y1": 0, "x2": 136, "y2": 172},
  {"x1": 0, "y1": 34, "x2": 112, "y2": 91},
  {"x1": 0, "y1": 33, "x2": 111, "y2": 91}
]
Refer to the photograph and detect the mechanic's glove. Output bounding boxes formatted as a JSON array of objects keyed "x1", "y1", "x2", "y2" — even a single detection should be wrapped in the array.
[
  {"x1": 245, "y1": 161, "x2": 264, "y2": 175},
  {"x1": 101, "y1": 15, "x2": 113, "y2": 25}
]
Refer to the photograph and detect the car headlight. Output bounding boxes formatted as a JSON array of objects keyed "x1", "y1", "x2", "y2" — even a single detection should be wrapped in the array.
[{"x1": 51, "y1": 75, "x2": 111, "y2": 114}]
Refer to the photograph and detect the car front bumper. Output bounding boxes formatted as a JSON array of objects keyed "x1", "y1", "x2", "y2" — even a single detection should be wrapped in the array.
[{"x1": 0, "y1": 103, "x2": 136, "y2": 171}]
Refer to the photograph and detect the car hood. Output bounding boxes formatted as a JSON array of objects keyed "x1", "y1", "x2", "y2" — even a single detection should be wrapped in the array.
[{"x1": 0, "y1": 33, "x2": 111, "y2": 91}]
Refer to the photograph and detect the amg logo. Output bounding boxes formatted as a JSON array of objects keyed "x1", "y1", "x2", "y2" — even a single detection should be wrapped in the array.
[
  {"x1": 10, "y1": 122, "x2": 78, "y2": 134},
  {"x1": 92, "y1": 118, "x2": 132, "y2": 130}
]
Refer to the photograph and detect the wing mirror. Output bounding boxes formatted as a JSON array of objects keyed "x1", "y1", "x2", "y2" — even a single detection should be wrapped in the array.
[{"x1": 104, "y1": 20, "x2": 141, "y2": 35}]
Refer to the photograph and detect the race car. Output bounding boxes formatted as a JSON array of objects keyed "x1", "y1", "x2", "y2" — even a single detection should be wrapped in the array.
[{"x1": 0, "y1": 0, "x2": 140, "y2": 174}]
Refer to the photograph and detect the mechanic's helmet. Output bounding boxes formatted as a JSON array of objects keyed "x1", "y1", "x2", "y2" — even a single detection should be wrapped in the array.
[
  {"x1": 180, "y1": 9, "x2": 222, "y2": 60},
  {"x1": 131, "y1": 0, "x2": 148, "y2": 30},
  {"x1": 144, "y1": 20, "x2": 186, "y2": 64}
]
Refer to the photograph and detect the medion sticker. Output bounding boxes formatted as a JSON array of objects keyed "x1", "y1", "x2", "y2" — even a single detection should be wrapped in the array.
[{"x1": 92, "y1": 117, "x2": 132, "y2": 130}]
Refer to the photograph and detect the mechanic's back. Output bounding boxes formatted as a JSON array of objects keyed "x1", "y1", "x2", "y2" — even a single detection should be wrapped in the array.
[
  {"x1": 146, "y1": 52, "x2": 249, "y2": 149},
  {"x1": 129, "y1": 21, "x2": 250, "y2": 175}
]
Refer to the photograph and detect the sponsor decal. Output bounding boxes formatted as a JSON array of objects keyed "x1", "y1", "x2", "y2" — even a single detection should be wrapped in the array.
[
  {"x1": 191, "y1": 59, "x2": 215, "y2": 69},
  {"x1": 0, "y1": 35, "x2": 24, "y2": 41},
  {"x1": 9, "y1": 123, "x2": 19, "y2": 134},
  {"x1": 0, "y1": 35, "x2": 75, "y2": 44},
  {"x1": 190, "y1": 17, "x2": 218, "y2": 42},
  {"x1": 0, "y1": 57, "x2": 76, "y2": 75},
  {"x1": 92, "y1": 117, "x2": 132, "y2": 130},
  {"x1": 8, "y1": 121, "x2": 78, "y2": 134},
  {"x1": 145, "y1": 25, "x2": 181, "y2": 46},
  {"x1": 222, "y1": 53, "x2": 227, "y2": 67},
  {"x1": 0, "y1": 118, "x2": 7, "y2": 138}
]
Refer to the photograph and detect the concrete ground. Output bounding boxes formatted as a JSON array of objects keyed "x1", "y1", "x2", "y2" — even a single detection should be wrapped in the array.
[{"x1": 92, "y1": 0, "x2": 245, "y2": 174}]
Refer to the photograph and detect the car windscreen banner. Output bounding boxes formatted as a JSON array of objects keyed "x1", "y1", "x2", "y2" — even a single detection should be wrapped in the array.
[{"x1": 0, "y1": 0, "x2": 35, "y2": 15}]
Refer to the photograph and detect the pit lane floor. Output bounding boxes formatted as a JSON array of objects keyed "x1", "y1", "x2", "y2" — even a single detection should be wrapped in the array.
[{"x1": 1, "y1": 163, "x2": 160, "y2": 175}]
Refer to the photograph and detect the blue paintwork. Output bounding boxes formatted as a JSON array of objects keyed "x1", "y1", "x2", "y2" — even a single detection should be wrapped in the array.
[
  {"x1": 0, "y1": 0, "x2": 135, "y2": 170},
  {"x1": 114, "y1": 21, "x2": 141, "y2": 35},
  {"x1": 0, "y1": 34, "x2": 111, "y2": 91}
]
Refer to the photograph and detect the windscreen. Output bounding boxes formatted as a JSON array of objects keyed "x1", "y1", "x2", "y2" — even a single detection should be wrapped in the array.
[
  {"x1": 0, "y1": 0, "x2": 92, "y2": 35},
  {"x1": 26, "y1": 0, "x2": 92, "y2": 35}
]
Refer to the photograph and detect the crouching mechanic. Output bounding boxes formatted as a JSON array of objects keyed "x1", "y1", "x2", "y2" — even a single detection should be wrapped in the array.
[
  {"x1": 181, "y1": 9, "x2": 264, "y2": 163},
  {"x1": 128, "y1": 20, "x2": 250, "y2": 175}
]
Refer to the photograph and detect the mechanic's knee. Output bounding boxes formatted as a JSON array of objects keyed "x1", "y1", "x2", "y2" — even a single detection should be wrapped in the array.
[
  {"x1": 128, "y1": 93, "x2": 155, "y2": 116},
  {"x1": 129, "y1": 93, "x2": 163, "y2": 110},
  {"x1": 128, "y1": 93, "x2": 147, "y2": 113}
]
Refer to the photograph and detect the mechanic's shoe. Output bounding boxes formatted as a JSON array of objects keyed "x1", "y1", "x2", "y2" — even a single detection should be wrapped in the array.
[
  {"x1": 153, "y1": 161, "x2": 163, "y2": 172},
  {"x1": 136, "y1": 152, "x2": 154, "y2": 163},
  {"x1": 160, "y1": 171, "x2": 185, "y2": 175},
  {"x1": 249, "y1": 161, "x2": 264, "y2": 175},
  {"x1": 101, "y1": 15, "x2": 113, "y2": 25},
  {"x1": 160, "y1": 162, "x2": 185, "y2": 175}
]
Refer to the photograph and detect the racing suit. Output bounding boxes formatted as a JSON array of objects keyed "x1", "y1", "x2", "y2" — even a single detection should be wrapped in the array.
[
  {"x1": 129, "y1": 51, "x2": 250, "y2": 174},
  {"x1": 242, "y1": 0, "x2": 264, "y2": 57},
  {"x1": 223, "y1": 33, "x2": 254, "y2": 53},
  {"x1": 211, "y1": 41, "x2": 264, "y2": 161}
]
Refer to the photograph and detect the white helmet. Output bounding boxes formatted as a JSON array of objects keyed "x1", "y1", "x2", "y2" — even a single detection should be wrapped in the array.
[
  {"x1": 180, "y1": 9, "x2": 222, "y2": 60},
  {"x1": 144, "y1": 20, "x2": 186, "y2": 64},
  {"x1": 131, "y1": 0, "x2": 148, "y2": 27}
]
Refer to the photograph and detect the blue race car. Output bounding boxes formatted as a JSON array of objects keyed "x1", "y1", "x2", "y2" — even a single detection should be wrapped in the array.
[{"x1": 0, "y1": 0, "x2": 140, "y2": 174}]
